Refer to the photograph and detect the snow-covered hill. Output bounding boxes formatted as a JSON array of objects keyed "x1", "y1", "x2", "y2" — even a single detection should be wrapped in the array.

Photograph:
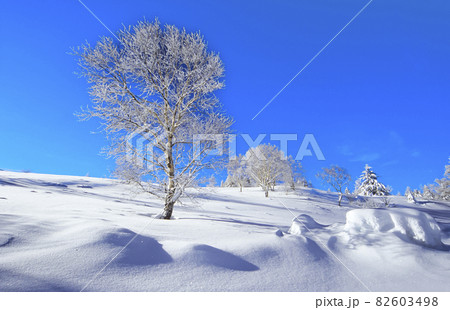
[{"x1": 1, "y1": 171, "x2": 449, "y2": 292}]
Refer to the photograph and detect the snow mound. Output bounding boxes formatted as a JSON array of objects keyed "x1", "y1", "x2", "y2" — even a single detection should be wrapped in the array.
[
  {"x1": 344, "y1": 208, "x2": 444, "y2": 248},
  {"x1": 288, "y1": 214, "x2": 325, "y2": 236},
  {"x1": 103, "y1": 229, "x2": 173, "y2": 266}
]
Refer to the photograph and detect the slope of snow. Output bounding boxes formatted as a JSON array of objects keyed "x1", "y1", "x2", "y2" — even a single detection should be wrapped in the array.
[{"x1": 1, "y1": 171, "x2": 450, "y2": 292}]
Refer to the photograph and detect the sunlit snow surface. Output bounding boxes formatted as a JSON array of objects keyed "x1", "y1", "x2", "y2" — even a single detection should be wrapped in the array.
[{"x1": 0, "y1": 171, "x2": 449, "y2": 291}]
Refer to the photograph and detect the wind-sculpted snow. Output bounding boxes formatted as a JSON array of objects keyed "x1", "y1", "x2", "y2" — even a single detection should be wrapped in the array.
[
  {"x1": 1, "y1": 170, "x2": 450, "y2": 291},
  {"x1": 344, "y1": 208, "x2": 444, "y2": 249},
  {"x1": 288, "y1": 214, "x2": 326, "y2": 236},
  {"x1": 103, "y1": 228, "x2": 173, "y2": 266},
  {"x1": 185, "y1": 244, "x2": 259, "y2": 271}
]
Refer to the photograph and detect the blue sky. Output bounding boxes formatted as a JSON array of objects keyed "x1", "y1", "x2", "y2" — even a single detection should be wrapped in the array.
[{"x1": 0, "y1": 0, "x2": 449, "y2": 193}]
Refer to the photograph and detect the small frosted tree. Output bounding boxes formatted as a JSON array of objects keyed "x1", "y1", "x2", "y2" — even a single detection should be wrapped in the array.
[
  {"x1": 207, "y1": 175, "x2": 217, "y2": 187},
  {"x1": 435, "y1": 158, "x2": 450, "y2": 201},
  {"x1": 316, "y1": 165, "x2": 351, "y2": 206},
  {"x1": 245, "y1": 144, "x2": 293, "y2": 197},
  {"x1": 282, "y1": 158, "x2": 304, "y2": 191},
  {"x1": 73, "y1": 20, "x2": 232, "y2": 219},
  {"x1": 421, "y1": 185, "x2": 435, "y2": 200},
  {"x1": 404, "y1": 186, "x2": 417, "y2": 202},
  {"x1": 404, "y1": 186, "x2": 412, "y2": 197},
  {"x1": 413, "y1": 189, "x2": 422, "y2": 198},
  {"x1": 226, "y1": 154, "x2": 249, "y2": 192},
  {"x1": 355, "y1": 164, "x2": 390, "y2": 196}
]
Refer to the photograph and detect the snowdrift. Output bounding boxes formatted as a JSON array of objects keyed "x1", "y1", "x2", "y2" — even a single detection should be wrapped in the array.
[
  {"x1": 344, "y1": 208, "x2": 444, "y2": 249},
  {"x1": 288, "y1": 214, "x2": 325, "y2": 236}
]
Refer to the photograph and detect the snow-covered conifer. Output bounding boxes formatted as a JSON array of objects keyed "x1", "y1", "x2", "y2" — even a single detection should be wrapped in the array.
[
  {"x1": 421, "y1": 185, "x2": 435, "y2": 200},
  {"x1": 413, "y1": 189, "x2": 422, "y2": 198},
  {"x1": 407, "y1": 191, "x2": 416, "y2": 203},
  {"x1": 404, "y1": 186, "x2": 412, "y2": 197},
  {"x1": 355, "y1": 164, "x2": 391, "y2": 196}
]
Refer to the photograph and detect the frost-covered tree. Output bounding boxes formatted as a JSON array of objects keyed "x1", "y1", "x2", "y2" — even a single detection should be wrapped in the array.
[
  {"x1": 74, "y1": 20, "x2": 232, "y2": 219},
  {"x1": 353, "y1": 179, "x2": 362, "y2": 195},
  {"x1": 386, "y1": 185, "x2": 393, "y2": 195},
  {"x1": 296, "y1": 178, "x2": 312, "y2": 188},
  {"x1": 316, "y1": 165, "x2": 351, "y2": 206},
  {"x1": 421, "y1": 185, "x2": 435, "y2": 200},
  {"x1": 245, "y1": 144, "x2": 293, "y2": 197},
  {"x1": 435, "y1": 158, "x2": 450, "y2": 201},
  {"x1": 355, "y1": 164, "x2": 390, "y2": 196},
  {"x1": 404, "y1": 186, "x2": 412, "y2": 197},
  {"x1": 407, "y1": 191, "x2": 416, "y2": 203},
  {"x1": 226, "y1": 154, "x2": 249, "y2": 192},
  {"x1": 207, "y1": 175, "x2": 217, "y2": 187},
  {"x1": 404, "y1": 186, "x2": 417, "y2": 202},
  {"x1": 283, "y1": 158, "x2": 305, "y2": 191},
  {"x1": 413, "y1": 189, "x2": 422, "y2": 198},
  {"x1": 223, "y1": 173, "x2": 254, "y2": 188}
]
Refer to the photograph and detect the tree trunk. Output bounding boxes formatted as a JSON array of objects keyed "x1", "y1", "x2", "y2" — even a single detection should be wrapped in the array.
[
  {"x1": 338, "y1": 193, "x2": 343, "y2": 206},
  {"x1": 265, "y1": 190, "x2": 269, "y2": 197},
  {"x1": 239, "y1": 184, "x2": 242, "y2": 192},
  {"x1": 163, "y1": 134, "x2": 175, "y2": 220},
  {"x1": 163, "y1": 189, "x2": 174, "y2": 219}
]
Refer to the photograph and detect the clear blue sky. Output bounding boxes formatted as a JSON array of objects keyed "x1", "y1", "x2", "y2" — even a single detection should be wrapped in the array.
[{"x1": 0, "y1": 0, "x2": 449, "y2": 193}]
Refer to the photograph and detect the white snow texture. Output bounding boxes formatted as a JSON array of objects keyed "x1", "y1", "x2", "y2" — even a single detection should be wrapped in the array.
[
  {"x1": 344, "y1": 208, "x2": 443, "y2": 248},
  {"x1": 1, "y1": 171, "x2": 449, "y2": 292}
]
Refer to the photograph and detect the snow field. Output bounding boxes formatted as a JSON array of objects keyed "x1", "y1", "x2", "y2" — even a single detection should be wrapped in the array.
[{"x1": 1, "y1": 171, "x2": 450, "y2": 291}]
